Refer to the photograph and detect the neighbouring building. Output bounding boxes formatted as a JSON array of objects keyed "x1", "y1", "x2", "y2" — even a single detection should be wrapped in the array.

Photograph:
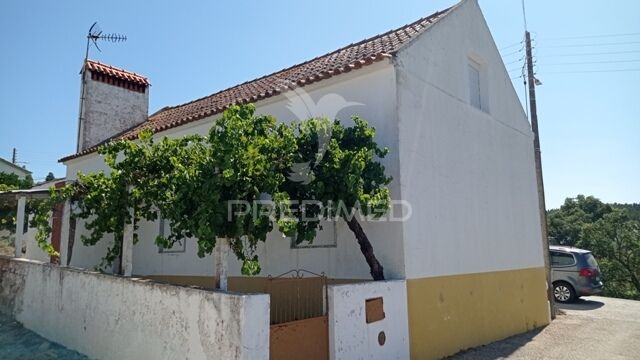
[
  {"x1": 12, "y1": 0, "x2": 551, "y2": 358},
  {"x1": 0, "y1": 156, "x2": 31, "y2": 179},
  {"x1": 0, "y1": 156, "x2": 31, "y2": 252}
]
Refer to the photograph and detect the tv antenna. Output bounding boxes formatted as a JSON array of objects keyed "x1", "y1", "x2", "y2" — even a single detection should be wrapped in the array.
[{"x1": 84, "y1": 22, "x2": 127, "y2": 60}]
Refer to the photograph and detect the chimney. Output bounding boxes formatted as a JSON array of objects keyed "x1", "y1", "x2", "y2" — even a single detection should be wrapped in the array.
[{"x1": 76, "y1": 60, "x2": 149, "y2": 151}]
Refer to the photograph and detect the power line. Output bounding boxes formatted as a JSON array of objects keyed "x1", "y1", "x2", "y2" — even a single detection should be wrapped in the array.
[
  {"x1": 521, "y1": 0, "x2": 528, "y2": 32},
  {"x1": 541, "y1": 59, "x2": 640, "y2": 66},
  {"x1": 538, "y1": 49, "x2": 640, "y2": 58},
  {"x1": 542, "y1": 68, "x2": 640, "y2": 74},
  {"x1": 541, "y1": 32, "x2": 640, "y2": 41},
  {"x1": 542, "y1": 40, "x2": 640, "y2": 48},
  {"x1": 509, "y1": 69, "x2": 640, "y2": 77},
  {"x1": 501, "y1": 47, "x2": 524, "y2": 57},
  {"x1": 505, "y1": 56, "x2": 525, "y2": 66},
  {"x1": 500, "y1": 41, "x2": 523, "y2": 51}
]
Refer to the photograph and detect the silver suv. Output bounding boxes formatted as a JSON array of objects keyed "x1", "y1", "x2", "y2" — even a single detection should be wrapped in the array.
[{"x1": 550, "y1": 245, "x2": 604, "y2": 303}]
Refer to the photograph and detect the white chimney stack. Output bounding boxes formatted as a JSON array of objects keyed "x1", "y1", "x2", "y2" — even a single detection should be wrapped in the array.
[{"x1": 76, "y1": 60, "x2": 149, "y2": 151}]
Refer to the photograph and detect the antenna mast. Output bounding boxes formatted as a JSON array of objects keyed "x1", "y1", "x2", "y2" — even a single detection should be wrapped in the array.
[
  {"x1": 84, "y1": 22, "x2": 127, "y2": 60},
  {"x1": 77, "y1": 23, "x2": 127, "y2": 152}
]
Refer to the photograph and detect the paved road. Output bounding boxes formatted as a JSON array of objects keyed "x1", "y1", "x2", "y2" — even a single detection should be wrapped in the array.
[
  {"x1": 450, "y1": 296, "x2": 640, "y2": 360},
  {"x1": 0, "y1": 314, "x2": 89, "y2": 360}
]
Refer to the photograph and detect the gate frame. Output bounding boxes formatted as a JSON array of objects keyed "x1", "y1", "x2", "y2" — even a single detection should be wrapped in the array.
[
  {"x1": 266, "y1": 269, "x2": 329, "y2": 360},
  {"x1": 265, "y1": 268, "x2": 328, "y2": 325}
]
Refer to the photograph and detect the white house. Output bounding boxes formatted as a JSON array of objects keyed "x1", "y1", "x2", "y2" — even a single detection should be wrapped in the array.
[
  {"x1": 16, "y1": 1, "x2": 550, "y2": 358},
  {"x1": 0, "y1": 156, "x2": 31, "y2": 179},
  {"x1": 0, "y1": 156, "x2": 32, "y2": 252}
]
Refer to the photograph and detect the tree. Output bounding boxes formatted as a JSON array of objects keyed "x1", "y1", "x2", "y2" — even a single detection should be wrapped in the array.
[
  {"x1": 0, "y1": 172, "x2": 33, "y2": 191},
  {"x1": 45, "y1": 172, "x2": 56, "y2": 182},
  {"x1": 548, "y1": 195, "x2": 640, "y2": 300},
  {"x1": 284, "y1": 117, "x2": 391, "y2": 280},
  {"x1": 547, "y1": 195, "x2": 612, "y2": 246},
  {"x1": 612, "y1": 203, "x2": 640, "y2": 221},
  {"x1": 34, "y1": 104, "x2": 296, "y2": 282},
  {"x1": 32, "y1": 132, "x2": 175, "y2": 271},
  {"x1": 33, "y1": 105, "x2": 392, "y2": 283},
  {"x1": 152, "y1": 104, "x2": 296, "y2": 284},
  {"x1": 581, "y1": 209, "x2": 640, "y2": 299}
]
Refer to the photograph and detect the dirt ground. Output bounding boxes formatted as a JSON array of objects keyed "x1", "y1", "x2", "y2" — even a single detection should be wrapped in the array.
[{"x1": 450, "y1": 296, "x2": 640, "y2": 360}]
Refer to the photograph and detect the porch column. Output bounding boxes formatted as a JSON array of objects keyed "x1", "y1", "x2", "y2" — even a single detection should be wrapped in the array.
[
  {"x1": 120, "y1": 185, "x2": 135, "y2": 276},
  {"x1": 122, "y1": 204, "x2": 134, "y2": 277},
  {"x1": 215, "y1": 238, "x2": 229, "y2": 290},
  {"x1": 14, "y1": 195, "x2": 26, "y2": 258},
  {"x1": 59, "y1": 200, "x2": 71, "y2": 266}
]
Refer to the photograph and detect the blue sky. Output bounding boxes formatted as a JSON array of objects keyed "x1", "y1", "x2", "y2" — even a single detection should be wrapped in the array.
[{"x1": 0, "y1": 0, "x2": 638, "y2": 208}]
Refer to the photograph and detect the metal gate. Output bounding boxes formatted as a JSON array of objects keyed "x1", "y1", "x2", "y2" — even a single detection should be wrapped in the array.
[{"x1": 266, "y1": 269, "x2": 329, "y2": 360}]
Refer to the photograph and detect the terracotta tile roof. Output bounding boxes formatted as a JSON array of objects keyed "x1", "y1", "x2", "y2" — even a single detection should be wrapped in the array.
[
  {"x1": 85, "y1": 59, "x2": 149, "y2": 86},
  {"x1": 61, "y1": 5, "x2": 454, "y2": 162}
]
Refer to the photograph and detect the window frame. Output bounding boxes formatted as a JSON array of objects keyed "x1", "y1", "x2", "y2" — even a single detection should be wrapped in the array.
[
  {"x1": 468, "y1": 61, "x2": 482, "y2": 110},
  {"x1": 158, "y1": 217, "x2": 186, "y2": 254},
  {"x1": 290, "y1": 221, "x2": 338, "y2": 249},
  {"x1": 467, "y1": 55, "x2": 489, "y2": 113}
]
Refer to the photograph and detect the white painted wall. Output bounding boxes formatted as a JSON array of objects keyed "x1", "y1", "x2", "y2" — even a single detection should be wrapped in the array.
[
  {"x1": 0, "y1": 256, "x2": 269, "y2": 360},
  {"x1": 0, "y1": 159, "x2": 31, "y2": 179},
  {"x1": 395, "y1": 0, "x2": 544, "y2": 279},
  {"x1": 23, "y1": 214, "x2": 50, "y2": 262},
  {"x1": 132, "y1": 218, "x2": 215, "y2": 276},
  {"x1": 328, "y1": 280, "x2": 409, "y2": 360},
  {"x1": 64, "y1": 62, "x2": 407, "y2": 280}
]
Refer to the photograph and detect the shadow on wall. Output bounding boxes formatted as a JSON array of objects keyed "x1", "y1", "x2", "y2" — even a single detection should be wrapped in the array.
[{"x1": 446, "y1": 327, "x2": 544, "y2": 360}]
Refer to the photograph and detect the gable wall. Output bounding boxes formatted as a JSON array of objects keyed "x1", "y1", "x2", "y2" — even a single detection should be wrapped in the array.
[
  {"x1": 396, "y1": 0, "x2": 543, "y2": 280},
  {"x1": 393, "y1": 1, "x2": 550, "y2": 358}
]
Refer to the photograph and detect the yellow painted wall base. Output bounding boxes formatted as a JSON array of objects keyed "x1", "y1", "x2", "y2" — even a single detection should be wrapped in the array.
[{"x1": 407, "y1": 267, "x2": 550, "y2": 359}]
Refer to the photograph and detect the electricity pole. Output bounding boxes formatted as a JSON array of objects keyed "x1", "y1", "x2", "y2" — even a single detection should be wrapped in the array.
[{"x1": 525, "y1": 30, "x2": 555, "y2": 320}]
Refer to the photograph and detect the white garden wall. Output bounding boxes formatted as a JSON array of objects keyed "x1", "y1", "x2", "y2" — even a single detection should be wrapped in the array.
[
  {"x1": 328, "y1": 280, "x2": 409, "y2": 360},
  {"x1": 0, "y1": 256, "x2": 269, "y2": 360}
]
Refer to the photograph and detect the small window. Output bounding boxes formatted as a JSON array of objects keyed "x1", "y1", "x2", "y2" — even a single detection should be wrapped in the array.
[
  {"x1": 158, "y1": 218, "x2": 186, "y2": 253},
  {"x1": 551, "y1": 251, "x2": 575, "y2": 267},
  {"x1": 291, "y1": 221, "x2": 338, "y2": 248},
  {"x1": 468, "y1": 61, "x2": 482, "y2": 110}
]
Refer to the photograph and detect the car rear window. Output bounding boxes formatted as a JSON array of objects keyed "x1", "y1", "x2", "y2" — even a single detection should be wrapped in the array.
[
  {"x1": 551, "y1": 251, "x2": 575, "y2": 266},
  {"x1": 584, "y1": 253, "x2": 598, "y2": 268}
]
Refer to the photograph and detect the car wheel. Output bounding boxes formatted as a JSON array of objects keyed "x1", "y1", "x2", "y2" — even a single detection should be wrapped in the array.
[{"x1": 553, "y1": 281, "x2": 576, "y2": 303}]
